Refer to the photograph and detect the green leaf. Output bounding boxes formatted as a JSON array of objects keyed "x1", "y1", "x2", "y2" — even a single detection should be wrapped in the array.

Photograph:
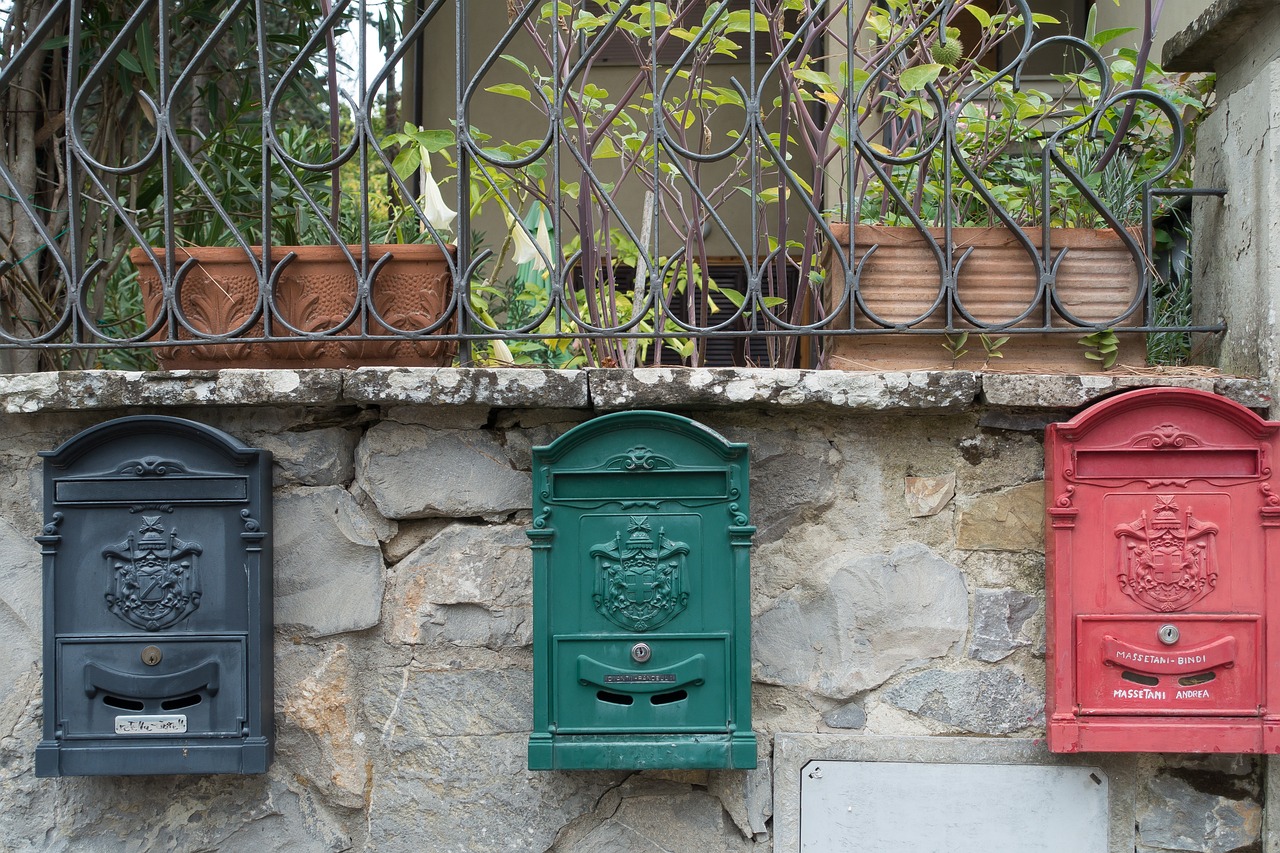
[
  {"x1": 116, "y1": 49, "x2": 143, "y2": 74},
  {"x1": 136, "y1": 19, "x2": 157, "y2": 88},
  {"x1": 722, "y1": 9, "x2": 768, "y2": 35},
  {"x1": 792, "y1": 68, "x2": 834, "y2": 87},
  {"x1": 499, "y1": 54, "x2": 531, "y2": 75},
  {"x1": 407, "y1": 128, "x2": 456, "y2": 153},
  {"x1": 485, "y1": 83, "x2": 532, "y2": 102},
  {"x1": 1090, "y1": 26, "x2": 1135, "y2": 47},
  {"x1": 899, "y1": 64, "x2": 943, "y2": 93},
  {"x1": 390, "y1": 146, "x2": 420, "y2": 181},
  {"x1": 964, "y1": 4, "x2": 991, "y2": 28}
]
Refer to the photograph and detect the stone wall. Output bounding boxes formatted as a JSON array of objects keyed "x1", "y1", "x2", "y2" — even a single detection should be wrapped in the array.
[{"x1": 0, "y1": 367, "x2": 1272, "y2": 852}]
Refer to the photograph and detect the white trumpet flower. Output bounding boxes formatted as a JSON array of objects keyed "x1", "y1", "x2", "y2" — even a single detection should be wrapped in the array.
[
  {"x1": 532, "y1": 211, "x2": 553, "y2": 272},
  {"x1": 419, "y1": 153, "x2": 456, "y2": 233},
  {"x1": 508, "y1": 210, "x2": 543, "y2": 269}
]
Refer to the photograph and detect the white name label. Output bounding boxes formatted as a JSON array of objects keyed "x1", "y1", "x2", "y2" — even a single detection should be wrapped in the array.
[{"x1": 115, "y1": 714, "x2": 187, "y2": 734}]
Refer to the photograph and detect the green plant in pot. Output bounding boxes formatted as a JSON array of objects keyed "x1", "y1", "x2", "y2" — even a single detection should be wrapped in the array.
[
  {"x1": 809, "y1": 0, "x2": 1208, "y2": 371},
  {"x1": 128, "y1": 4, "x2": 457, "y2": 370}
]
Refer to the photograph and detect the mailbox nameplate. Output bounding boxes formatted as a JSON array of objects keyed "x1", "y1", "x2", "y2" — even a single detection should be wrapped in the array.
[{"x1": 115, "y1": 715, "x2": 188, "y2": 735}]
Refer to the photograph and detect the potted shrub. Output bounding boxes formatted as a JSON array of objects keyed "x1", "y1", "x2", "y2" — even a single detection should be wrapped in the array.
[
  {"x1": 813, "y1": 0, "x2": 1208, "y2": 371},
  {"x1": 128, "y1": 14, "x2": 457, "y2": 370}
]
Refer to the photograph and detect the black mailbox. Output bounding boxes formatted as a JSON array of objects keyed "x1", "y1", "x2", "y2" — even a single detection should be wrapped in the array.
[{"x1": 36, "y1": 416, "x2": 272, "y2": 776}]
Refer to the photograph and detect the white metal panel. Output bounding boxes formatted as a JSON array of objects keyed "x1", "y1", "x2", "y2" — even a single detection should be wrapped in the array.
[{"x1": 799, "y1": 760, "x2": 1109, "y2": 853}]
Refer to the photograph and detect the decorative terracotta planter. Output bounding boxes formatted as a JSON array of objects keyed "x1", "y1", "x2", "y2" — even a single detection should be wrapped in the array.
[
  {"x1": 130, "y1": 244, "x2": 456, "y2": 369},
  {"x1": 820, "y1": 224, "x2": 1144, "y2": 371}
]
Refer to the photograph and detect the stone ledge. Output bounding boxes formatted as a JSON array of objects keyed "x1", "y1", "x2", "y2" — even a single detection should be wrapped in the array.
[
  {"x1": 588, "y1": 367, "x2": 982, "y2": 412},
  {"x1": 0, "y1": 367, "x2": 1267, "y2": 415},
  {"x1": 0, "y1": 368, "x2": 345, "y2": 413},
  {"x1": 981, "y1": 372, "x2": 1270, "y2": 410},
  {"x1": 344, "y1": 366, "x2": 588, "y2": 408},
  {"x1": 1163, "y1": 0, "x2": 1277, "y2": 71}
]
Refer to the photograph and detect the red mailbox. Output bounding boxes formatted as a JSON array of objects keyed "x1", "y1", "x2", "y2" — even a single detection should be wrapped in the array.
[{"x1": 1045, "y1": 388, "x2": 1280, "y2": 753}]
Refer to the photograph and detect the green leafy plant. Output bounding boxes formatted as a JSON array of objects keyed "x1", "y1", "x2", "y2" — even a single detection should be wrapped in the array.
[
  {"x1": 979, "y1": 333, "x2": 1009, "y2": 364},
  {"x1": 943, "y1": 331, "x2": 969, "y2": 364},
  {"x1": 1079, "y1": 327, "x2": 1120, "y2": 368}
]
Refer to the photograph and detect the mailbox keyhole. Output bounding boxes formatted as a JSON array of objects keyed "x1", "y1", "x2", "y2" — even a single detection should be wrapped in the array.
[
  {"x1": 597, "y1": 691, "x2": 634, "y2": 706},
  {"x1": 1120, "y1": 671, "x2": 1160, "y2": 687},
  {"x1": 650, "y1": 690, "x2": 688, "y2": 706},
  {"x1": 102, "y1": 695, "x2": 145, "y2": 711},
  {"x1": 161, "y1": 694, "x2": 202, "y2": 711}
]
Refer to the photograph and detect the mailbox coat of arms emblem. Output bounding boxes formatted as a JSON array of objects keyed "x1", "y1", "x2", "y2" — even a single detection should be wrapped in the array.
[
  {"x1": 1115, "y1": 495, "x2": 1219, "y2": 613},
  {"x1": 104, "y1": 516, "x2": 203, "y2": 631},
  {"x1": 590, "y1": 516, "x2": 689, "y2": 631}
]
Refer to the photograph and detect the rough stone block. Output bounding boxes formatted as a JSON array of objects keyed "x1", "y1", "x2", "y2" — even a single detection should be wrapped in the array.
[
  {"x1": 553, "y1": 779, "x2": 756, "y2": 852},
  {"x1": 279, "y1": 643, "x2": 368, "y2": 809},
  {"x1": 356, "y1": 422, "x2": 530, "y2": 519},
  {"x1": 968, "y1": 588, "x2": 1041, "y2": 662},
  {"x1": 26, "y1": 775, "x2": 350, "y2": 852},
  {"x1": 956, "y1": 481, "x2": 1045, "y2": 552},
  {"x1": 365, "y1": 668, "x2": 622, "y2": 853},
  {"x1": 746, "y1": 426, "x2": 839, "y2": 543},
  {"x1": 384, "y1": 522, "x2": 532, "y2": 649},
  {"x1": 1137, "y1": 772, "x2": 1263, "y2": 853},
  {"x1": 0, "y1": 516, "x2": 41, "y2": 698},
  {"x1": 885, "y1": 667, "x2": 1044, "y2": 734},
  {"x1": 905, "y1": 474, "x2": 955, "y2": 517},
  {"x1": 822, "y1": 702, "x2": 868, "y2": 730},
  {"x1": 253, "y1": 426, "x2": 358, "y2": 487},
  {"x1": 275, "y1": 486, "x2": 385, "y2": 636},
  {"x1": 753, "y1": 542, "x2": 968, "y2": 699}
]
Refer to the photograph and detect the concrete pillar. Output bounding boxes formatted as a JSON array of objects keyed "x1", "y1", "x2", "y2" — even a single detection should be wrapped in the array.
[{"x1": 1165, "y1": 1, "x2": 1280, "y2": 404}]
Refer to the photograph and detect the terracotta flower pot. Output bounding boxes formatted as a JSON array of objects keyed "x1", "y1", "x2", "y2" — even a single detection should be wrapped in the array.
[
  {"x1": 820, "y1": 223, "x2": 1145, "y2": 371},
  {"x1": 130, "y1": 244, "x2": 456, "y2": 369}
]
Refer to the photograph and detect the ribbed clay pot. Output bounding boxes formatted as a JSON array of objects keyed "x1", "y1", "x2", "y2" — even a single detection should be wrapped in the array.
[
  {"x1": 820, "y1": 224, "x2": 1144, "y2": 371},
  {"x1": 130, "y1": 244, "x2": 456, "y2": 369}
]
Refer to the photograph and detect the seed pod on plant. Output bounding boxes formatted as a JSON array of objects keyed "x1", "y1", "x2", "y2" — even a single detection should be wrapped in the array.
[{"x1": 930, "y1": 36, "x2": 964, "y2": 67}]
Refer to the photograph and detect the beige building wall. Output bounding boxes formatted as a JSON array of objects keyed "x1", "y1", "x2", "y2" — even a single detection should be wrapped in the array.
[{"x1": 1094, "y1": 0, "x2": 1211, "y2": 60}]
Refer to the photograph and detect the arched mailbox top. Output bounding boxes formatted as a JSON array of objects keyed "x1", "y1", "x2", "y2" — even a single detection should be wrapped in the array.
[
  {"x1": 533, "y1": 411, "x2": 750, "y2": 514},
  {"x1": 42, "y1": 415, "x2": 262, "y2": 469},
  {"x1": 535, "y1": 410, "x2": 748, "y2": 466},
  {"x1": 1050, "y1": 388, "x2": 1278, "y2": 445}
]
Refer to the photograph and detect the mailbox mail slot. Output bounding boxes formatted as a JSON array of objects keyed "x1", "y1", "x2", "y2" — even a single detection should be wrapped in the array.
[
  {"x1": 37, "y1": 416, "x2": 272, "y2": 776},
  {"x1": 528, "y1": 411, "x2": 756, "y2": 770},
  {"x1": 1046, "y1": 388, "x2": 1280, "y2": 753}
]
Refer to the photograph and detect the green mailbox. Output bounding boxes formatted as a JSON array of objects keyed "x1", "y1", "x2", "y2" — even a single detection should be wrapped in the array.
[{"x1": 527, "y1": 411, "x2": 757, "y2": 770}]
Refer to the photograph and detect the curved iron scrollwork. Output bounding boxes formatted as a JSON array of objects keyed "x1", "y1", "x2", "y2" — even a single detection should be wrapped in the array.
[{"x1": 0, "y1": 0, "x2": 1219, "y2": 366}]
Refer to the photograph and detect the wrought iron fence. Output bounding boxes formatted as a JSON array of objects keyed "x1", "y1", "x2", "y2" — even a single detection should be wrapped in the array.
[{"x1": 0, "y1": 0, "x2": 1222, "y2": 370}]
